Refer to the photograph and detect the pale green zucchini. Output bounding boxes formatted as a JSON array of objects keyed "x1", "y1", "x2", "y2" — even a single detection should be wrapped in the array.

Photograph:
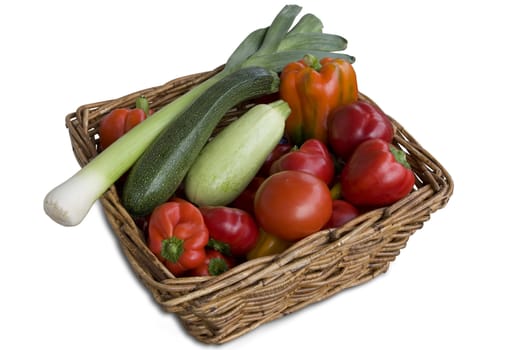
[{"x1": 184, "y1": 100, "x2": 291, "y2": 206}]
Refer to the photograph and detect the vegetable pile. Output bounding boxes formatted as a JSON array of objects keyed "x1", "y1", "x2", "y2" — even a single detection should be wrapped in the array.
[{"x1": 44, "y1": 5, "x2": 416, "y2": 278}]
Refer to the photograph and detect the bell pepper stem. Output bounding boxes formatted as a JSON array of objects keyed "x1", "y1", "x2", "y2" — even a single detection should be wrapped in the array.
[
  {"x1": 161, "y1": 237, "x2": 184, "y2": 263},
  {"x1": 303, "y1": 53, "x2": 322, "y2": 71},
  {"x1": 207, "y1": 238, "x2": 231, "y2": 256},
  {"x1": 135, "y1": 96, "x2": 149, "y2": 115},
  {"x1": 208, "y1": 258, "x2": 229, "y2": 276},
  {"x1": 389, "y1": 145, "x2": 411, "y2": 169}
]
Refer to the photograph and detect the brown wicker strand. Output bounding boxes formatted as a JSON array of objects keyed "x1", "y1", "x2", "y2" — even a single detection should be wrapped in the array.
[{"x1": 64, "y1": 66, "x2": 453, "y2": 344}]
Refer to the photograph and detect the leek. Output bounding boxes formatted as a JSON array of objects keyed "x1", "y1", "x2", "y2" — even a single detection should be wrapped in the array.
[{"x1": 44, "y1": 4, "x2": 354, "y2": 226}]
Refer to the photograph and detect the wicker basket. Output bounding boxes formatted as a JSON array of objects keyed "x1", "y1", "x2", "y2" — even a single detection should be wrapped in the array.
[{"x1": 65, "y1": 65, "x2": 453, "y2": 344}]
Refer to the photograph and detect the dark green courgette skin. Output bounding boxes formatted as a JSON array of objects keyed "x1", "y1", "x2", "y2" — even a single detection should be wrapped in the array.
[{"x1": 122, "y1": 67, "x2": 279, "y2": 217}]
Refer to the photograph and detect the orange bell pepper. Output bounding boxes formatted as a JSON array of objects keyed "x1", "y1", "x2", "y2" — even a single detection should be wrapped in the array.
[{"x1": 279, "y1": 54, "x2": 358, "y2": 145}]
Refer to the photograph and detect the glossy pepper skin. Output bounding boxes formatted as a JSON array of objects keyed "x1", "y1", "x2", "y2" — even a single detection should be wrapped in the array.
[
  {"x1": 270, "y1": 138, "x2": 335, "y2": 184},
  {"x1": 328, "y1": 100, "x2": 394, "y2": 160},
  {"x1": 340, "y1": 139, "x2": 415, "y2": 207},
  {"x1": 98, "y1": 96, "x2": 150, "y2": 150},
  {"x1": 148, "y1": 198, "x2": 209, "y2": 276},
  {"x1": 323, "y1": 199, "x2": 360, "y2": 229},
  {"x1": 189, "y1": 250, "x2": 236, "y2": 277},
  {"x1": 230, "y1": 176, "x2": 265, "y2": 216},
  {"x1": 280, "y1": 54, "x2": 358, "y2": 145},
  {"x1": 257, "y1": 142, "x2": 292, "y2": 177},
  {"x1": 199, "y1": 206, "x2": 259, "y2": 257},
  {"x1": 246, "y1": 230, "x2": 292, "y2": 260}
]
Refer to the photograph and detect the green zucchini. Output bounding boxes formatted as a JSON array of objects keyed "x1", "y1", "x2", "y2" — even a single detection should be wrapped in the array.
[
  {"x1": 122, "y1": 66, "x2": 280, "y2": 217},
  {"x1": 184, "y1": 100, "x2": 291, "y2": 206}
]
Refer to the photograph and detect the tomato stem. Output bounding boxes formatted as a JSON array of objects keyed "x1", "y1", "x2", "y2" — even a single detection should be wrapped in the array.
[{"x1": 161, "y1": 237, "x2": 184, "y2": 263}]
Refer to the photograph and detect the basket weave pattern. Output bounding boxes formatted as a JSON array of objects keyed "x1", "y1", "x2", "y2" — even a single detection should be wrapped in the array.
[{"x1": 65, "y1": 66, "x2": 453, "y2": 344}]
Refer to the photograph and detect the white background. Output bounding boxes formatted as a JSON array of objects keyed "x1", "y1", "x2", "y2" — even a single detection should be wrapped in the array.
[{"x1": 2, "y1": 0, "x2": 524, "y2": 348}]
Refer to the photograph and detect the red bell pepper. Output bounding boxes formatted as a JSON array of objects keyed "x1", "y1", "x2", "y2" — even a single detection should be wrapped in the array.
[
  {"x1": 280, "y1": 54, "x2": 359, "y2": 145},
  {"x1": 189, "y1": 249, "x2": 236, "y2": 277},
  {"x1": 323, "y1": 199, "x2": 360, "y2": 229},
  {"x1": 327, "y1": 100, "x2": 394, "y2": 160},
  {"x1": 98, "y1": 96, "x2": 150, "y2": 150},
  {"x1": 270, "y1": 139, "x2": 335, "y2": 184},
  {"x1": 230, "y1": 176, "x2": 265, "y2": 216},
  {"x1": 340, "y1": 139, "x2": 415, "y2": 207},
  {"x1": 199, "y1": 206, "x2": 259, "y2": 257},
  {"x1": 257, "y1": 142, "x2": 293, "y2": 177},
  {"x1": 148, "y1": 198, "x2": 209, "y2": 276}
]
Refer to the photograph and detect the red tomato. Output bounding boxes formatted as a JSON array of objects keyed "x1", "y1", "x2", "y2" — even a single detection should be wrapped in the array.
[
  {"x1": 229, "y1": 176, "x2": 265, "y2": 215},
  {"x1": 323, "y1": 199, "x2": 360, "y2": 229},
  {"x1": 254, "y1": 170, "x2": 332, "y2": 241}
]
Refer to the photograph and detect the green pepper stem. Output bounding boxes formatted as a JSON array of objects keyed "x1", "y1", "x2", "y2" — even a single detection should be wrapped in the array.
[
  {"x1": 389, "y1": 145, "x2": 411, "y2": 169},
  {"x1": 207, "y1": 238, "x2": 231, "y2": 256},
  {"x1": 303, "y1": 53, "x2": 322, "y2": 71},
  {"x1": 208, "y1": 257, "x2": 229, "y2": 276},
  {"x1": 161, "y1": 236, "x2": 184, "y2": 263},
  {"x1": 135, "y1": 95, "x2": 150, "y2": 115}
]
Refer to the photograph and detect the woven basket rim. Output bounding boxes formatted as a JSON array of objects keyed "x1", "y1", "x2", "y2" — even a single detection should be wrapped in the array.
[{"x1": 64, "y1": 65, "x2": 453, "y2": 344}]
